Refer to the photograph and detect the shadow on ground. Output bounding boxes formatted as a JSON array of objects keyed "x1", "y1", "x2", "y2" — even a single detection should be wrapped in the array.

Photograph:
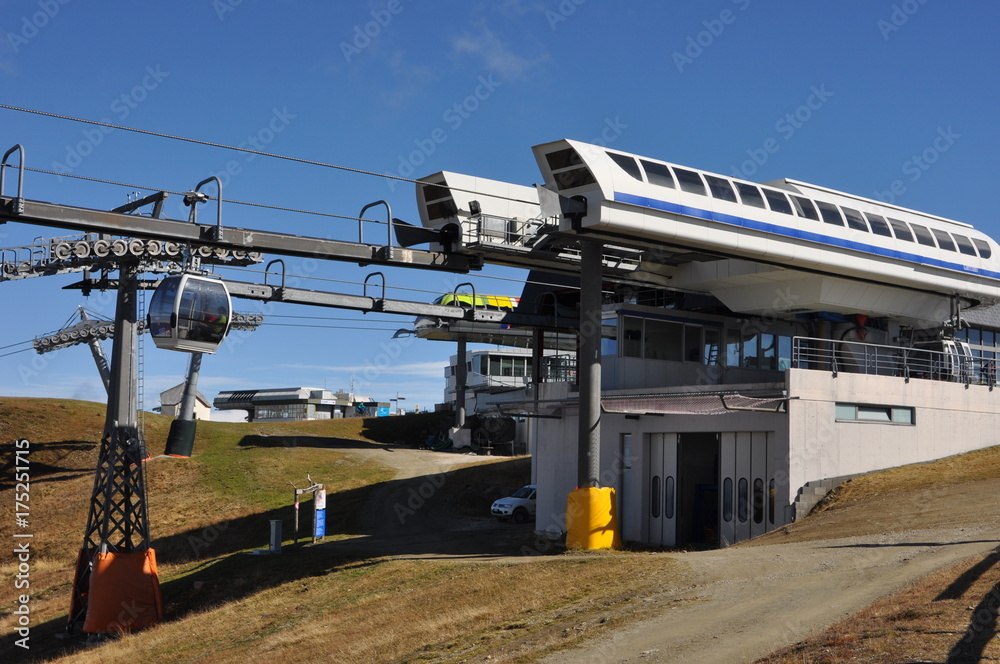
[{"x1": 3, "y1": 452, "x2": 539, "y2": 662}]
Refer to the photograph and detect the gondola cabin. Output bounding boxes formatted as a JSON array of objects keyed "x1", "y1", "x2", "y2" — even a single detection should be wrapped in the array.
[{"x1": 148, "y1": 274, "x2": 232, "y2": 353}]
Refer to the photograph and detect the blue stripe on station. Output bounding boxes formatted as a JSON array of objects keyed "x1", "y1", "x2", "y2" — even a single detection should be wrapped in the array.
[{"x1": 614, "y1": 191, "x2": 1000, "y2": 281}]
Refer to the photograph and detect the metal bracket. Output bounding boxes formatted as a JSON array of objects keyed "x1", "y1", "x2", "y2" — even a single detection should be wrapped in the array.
[
  {"x1": 1, "y1": 144, "x2": 25, "y2": 217},
  {"x1": 186, "y1": 176, "x2": 224, "y2": 241},
  {"x1": 363, "y1": 271, "x2": 386, "y2": 311},
  {"x1": 264, "y1": 258, "x2": 286, "y2": 291},
  {"x1": 359, "y1": 200, "x2": 394, "y2": 261}
]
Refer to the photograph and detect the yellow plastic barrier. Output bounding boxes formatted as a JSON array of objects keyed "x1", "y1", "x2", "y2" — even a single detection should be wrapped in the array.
[{"x1": 565, "y1": 486, "x2": 621, "y2": 550}]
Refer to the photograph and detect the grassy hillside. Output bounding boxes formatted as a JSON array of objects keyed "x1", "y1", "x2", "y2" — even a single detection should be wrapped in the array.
[{"x1": 0, "y1": 398, "x2": 682, "y2": 663}]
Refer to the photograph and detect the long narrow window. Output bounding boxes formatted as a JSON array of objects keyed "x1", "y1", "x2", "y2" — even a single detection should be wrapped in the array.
[
  {"x1": 723, "y1": 478, "x2": 733, "y2": 522},
  {"x1": 738, "y1": 478, "x2": 749, "y2": 523},
  {"x1": 768, "y1": 478, "x2": 776, "y2": 525},
  {"x1": 753, "y1": 478, "x2": 764, "y2": 524},
  {"x1": 650, "y1": 476, "x2": 661, "y2": 518},
  {"x1": 664, "y1": 476, "x2": 675, "y2": 519},
  {"x1": 953, "y1": 234, "x2": 978, "y2": 256}
]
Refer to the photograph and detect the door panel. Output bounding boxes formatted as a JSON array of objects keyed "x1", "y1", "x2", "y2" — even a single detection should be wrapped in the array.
[{"x1": 646, "y1": 433, "x2": 678, "y2": 547}]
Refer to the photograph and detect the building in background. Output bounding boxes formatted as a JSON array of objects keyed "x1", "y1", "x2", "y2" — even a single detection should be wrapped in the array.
[
  {"x1": 158, "y1": 384, "x2": 212, "y2": 420},
  {"x1": 213, "y1": 387, "x2": 389, "y2": 422}
]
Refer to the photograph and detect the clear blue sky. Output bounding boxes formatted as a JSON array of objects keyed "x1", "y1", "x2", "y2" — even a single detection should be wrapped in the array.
[{"x1": 1, "y1": 0, "x2": 997, "y2": 416}]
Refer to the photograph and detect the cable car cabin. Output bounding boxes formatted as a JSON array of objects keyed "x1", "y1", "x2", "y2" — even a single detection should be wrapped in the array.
[{"x1": 148, "y1": 274, "x2": 232, "y2": 353}]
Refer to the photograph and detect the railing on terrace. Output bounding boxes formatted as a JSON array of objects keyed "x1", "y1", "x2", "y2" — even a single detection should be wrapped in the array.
[{"x1": 791, "y1": 336, "x2": 995, "y2": 388}]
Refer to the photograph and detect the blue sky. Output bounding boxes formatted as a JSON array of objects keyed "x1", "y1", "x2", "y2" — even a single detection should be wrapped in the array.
[{"x1": 0, "y1": 0, "x2": 997, "y2": 416}]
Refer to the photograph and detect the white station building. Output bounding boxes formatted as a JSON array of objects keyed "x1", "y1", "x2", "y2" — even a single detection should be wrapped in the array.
[{"x1": 411, "y1": 139, "x2": 1000, "y2": 548}]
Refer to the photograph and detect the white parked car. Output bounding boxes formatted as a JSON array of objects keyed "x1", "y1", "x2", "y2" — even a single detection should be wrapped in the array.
[{"x1": 491, "y1": 485, "x2": 536, "y2": 523}]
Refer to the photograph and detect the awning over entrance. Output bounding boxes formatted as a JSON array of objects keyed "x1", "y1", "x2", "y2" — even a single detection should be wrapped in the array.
[{"x1": 601, "y1": 391, "x2": 787, "y2": 416}]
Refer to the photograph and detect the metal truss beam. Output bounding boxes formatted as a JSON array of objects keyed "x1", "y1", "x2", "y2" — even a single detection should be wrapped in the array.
[{"x1": 0, "y1": 196, "x2": 479, "y2": 273}]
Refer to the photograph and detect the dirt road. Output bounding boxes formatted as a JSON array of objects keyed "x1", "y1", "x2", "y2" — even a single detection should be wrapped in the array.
[
  {"x1": 540, "y1": 479, "x2": 1000, "y2": 664},
  {"x1": 326, "y1": 442, "x2": 1000, "y2": 662}
]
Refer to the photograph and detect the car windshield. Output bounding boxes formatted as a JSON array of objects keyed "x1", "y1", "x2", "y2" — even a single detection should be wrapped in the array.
[{"x1": 512, "y1": 486, "x2": 534, "y2": 499}]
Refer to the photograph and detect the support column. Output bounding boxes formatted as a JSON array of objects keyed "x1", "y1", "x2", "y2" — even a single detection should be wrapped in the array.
[
  {"x1": 455, "y1": 337, "x2": 467, "y2": 429},
  {"x1": 164, "y1": 352, "x2": 202, "y2": 458},
  {"x1": 577, "y1": 239, "x2": 602, "y2": 489},
  {"x1": 565, "y1": 239, "x2": 620, "y2": 550}
]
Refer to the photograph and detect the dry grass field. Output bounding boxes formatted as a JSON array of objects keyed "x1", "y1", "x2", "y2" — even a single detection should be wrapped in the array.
[{"x1": 4, "y1": 397, "x2": 1000, "y2": 663}]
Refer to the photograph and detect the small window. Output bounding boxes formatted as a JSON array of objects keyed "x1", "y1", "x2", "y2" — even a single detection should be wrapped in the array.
[
  {"x1": 608, "y1": 152, "x2": 643, "y2": 181},
  {"x1": 932, "y1": 229, "x2": 957, "y2": 252},
  {"x1": 973, "y1": 238, "x2": 993, "y2": 259},
  {"x1": 735, "y1": 183, "x2": 766, "y2": 208},
  {"x1": 546, "y1": 148, "x2": 583, "y2": 170},
  {"x1": 554, "y1": 168, "x2": 597, "y2": 191},
  {"x1": 650, "y1": 476, "x2": 661, "y2": 518},
  {"x1": 816, "y1": 202, "x2": 844, "y2": 226},
  {"x1": 953, "y1": 234, "x2": 978, "y2": 257},
  {"x1": 641, "y1": 160, "x2": 675, "y2": 188},
  {"x1": 763, "y1": 190, "x2": 794, "y2": 215},
  {"x1": 753, "y1": 478, "x2": 764, "y2": 524},
  {"x1": 723, "y1": 478, "x2": 733, "y2": 522},
  {"x1": 704, "y1": 175, "x2": 738, "y2": 202},
  {"x1": 664, "y1": 476, "x2": 675, "y2": 519},
  {"x1": 791, "y1": 196, "x2": 820, "y2": 220},
  {"x1": 835, "y1": 402, "x2": 914, "y2": 425},
  {"x1": 865, "y1": 213, "x2": 893, "y2": 237},
  {"x1": 673, "y1": 167, "x2": 707, "y2": 195},
  {"x1": 888, "y1": 218, "x2": 914, "y2": 242},
  {"x1": 910, "y1": 223, "x2": 936, "y2": 247},
  {"x1": 842, "y1": 207, "x2": 869, "y2": 232},
  {"x1": 738, "y1": 478, "x2": 749, "y2": 523}
]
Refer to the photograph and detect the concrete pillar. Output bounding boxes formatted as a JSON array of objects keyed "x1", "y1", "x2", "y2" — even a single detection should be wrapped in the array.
[{"x1": 578, "y1": 240, "x2": 602, "y2": 488}]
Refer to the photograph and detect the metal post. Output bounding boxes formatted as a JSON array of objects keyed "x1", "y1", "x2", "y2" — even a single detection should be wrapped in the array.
[
  {"x1": 455, "y1": 336, "x2": 467, "y2": 429},
  {"x1": 79, "y1": 308, "x2": 111, "y2": 394},
  {"x1": 178, "y1": 353, "x2": 203, "y2": 421},
  {"x1": 578, "y1": 240, "x2": 602, "y2": 488}
]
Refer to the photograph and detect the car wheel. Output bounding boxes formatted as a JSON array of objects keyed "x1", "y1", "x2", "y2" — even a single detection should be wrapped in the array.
[{"x1": 513, "y1": 508, "x2": 529, "y2": 524}]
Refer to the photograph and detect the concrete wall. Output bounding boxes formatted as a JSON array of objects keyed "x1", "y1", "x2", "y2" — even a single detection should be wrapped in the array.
[{"x1": 786, "y1": 368, "x2": 1000, "y2": 496}]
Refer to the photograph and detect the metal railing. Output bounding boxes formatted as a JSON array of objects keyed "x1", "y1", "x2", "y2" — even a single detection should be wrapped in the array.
[{"x1": 791, "y1": 336, "x2": 994, "y2": 387}]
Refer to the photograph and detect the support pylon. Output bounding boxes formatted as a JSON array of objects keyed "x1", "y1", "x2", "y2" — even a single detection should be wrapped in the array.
[{"x1": 67, "y1": 262, "x2": 162, "y2": 634}]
